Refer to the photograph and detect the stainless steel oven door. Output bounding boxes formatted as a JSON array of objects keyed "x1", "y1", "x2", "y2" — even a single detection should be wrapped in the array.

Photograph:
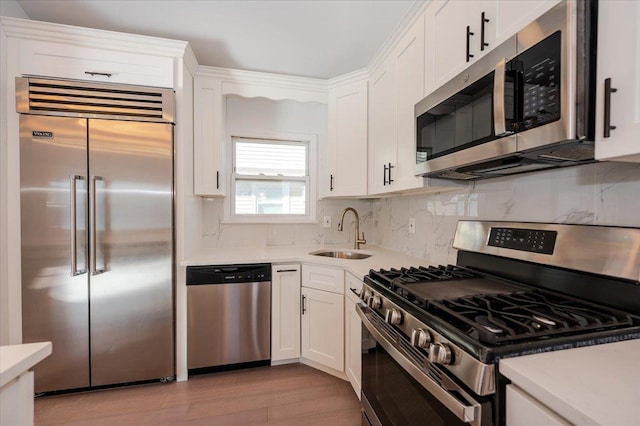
[{"x1": 358, "y1": 304, "x2": 490, "y2": 426}]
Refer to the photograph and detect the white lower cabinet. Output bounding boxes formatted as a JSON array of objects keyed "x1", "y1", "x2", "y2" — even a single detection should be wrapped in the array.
[
  {"x1": 506, "y1": 385, "x2": 570, "y2": 426},
  {"x1": 300, "y1": 265, "x2": 345, "y2": 373},
  {"x1": 271, "y1": 265, "x2": 301, "y2": 363},
  {"x1": 301, "y1": 287, "x2": 344, "y2": 372},
  {"x1": 344, "y1": 272, "x2": 363, "y2": 398}
]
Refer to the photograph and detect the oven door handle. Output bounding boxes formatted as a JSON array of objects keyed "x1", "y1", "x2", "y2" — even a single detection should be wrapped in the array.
[{"x1": 356, "y1": 304, "x2": 482, "y2": 425}]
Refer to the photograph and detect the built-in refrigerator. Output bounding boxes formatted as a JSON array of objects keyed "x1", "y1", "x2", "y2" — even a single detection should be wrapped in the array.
[{"x1": 17, "y1": 77, "x2": 174, "y2": 393}]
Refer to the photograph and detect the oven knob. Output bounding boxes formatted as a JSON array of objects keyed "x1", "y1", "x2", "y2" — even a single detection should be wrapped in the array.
[
  {"x1": 361, "y1": 289, "x2": 371, "y2": 302},
  {"x1": 384, "y1": 308, "x2": 402, "y2": 325},
  {"x1": 410, "y1": 328, "x2": 432, "y2": 349},
  {"x1": 370, "y1": 294, "x2": 382, "y2": 309},
  {"x1": 428, "y1": 342, "x2": 453, "y2": 365}
]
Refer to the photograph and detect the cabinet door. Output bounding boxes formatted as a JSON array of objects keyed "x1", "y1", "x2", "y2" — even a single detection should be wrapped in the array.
[
  {"x1": 344, "y1": 273, "x2": 363, "y2": 398},
  {"x1": 492, "y1": 1, "x2": 560, "y2": 47},
  {"x1": 506, "y1": 385, "x2": 571, "y2": 426},
  {"x1": 271, "y1": 265, "x2": 301, "y2": 362},
  {"x1": 426, "y1": 0, "x2": 484, "y2": 90},
  {"x1": 18, "y1": 39, "x2": 174, "y2": 88},
  {"x1": 394, "y1": 13, "x2": 426, "y2": 192},
  {"x1": 301, "y1": 265, "x2": 344, "y2": 294},
  {"x1": 193, "y1": 76, "x2": 225, "y2": 196},
  {"x1": 595, "y1": 0, "x2": 640, "y2": 162},
  {"x1": 327, "y1": 80, "x2": 368, "y2": 197},
  {"x1": 369, "y1": 57, "x2": 397, "y2": 195},
  {"x1": 301, "y1": 286, "x2": 344, "y2": 372}
]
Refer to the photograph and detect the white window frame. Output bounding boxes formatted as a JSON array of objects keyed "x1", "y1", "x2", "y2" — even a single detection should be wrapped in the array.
[{"x1": 224, "y1": 131, "x2": 317, "y2": 224}]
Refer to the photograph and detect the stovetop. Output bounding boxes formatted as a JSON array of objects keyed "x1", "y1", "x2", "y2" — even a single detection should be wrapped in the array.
[{"x1": 364, "y1": 264, "x2": 640, "y2": 358}]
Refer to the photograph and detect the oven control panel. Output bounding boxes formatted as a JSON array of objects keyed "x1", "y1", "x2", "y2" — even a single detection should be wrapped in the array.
[{"x1": 488, "y1": 227, "x2": 557, "y2": 254}]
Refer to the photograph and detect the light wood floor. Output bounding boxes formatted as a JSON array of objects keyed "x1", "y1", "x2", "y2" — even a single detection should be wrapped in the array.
[{"x1": 35, "y1": 364, "x2": 361, "y2": 426}]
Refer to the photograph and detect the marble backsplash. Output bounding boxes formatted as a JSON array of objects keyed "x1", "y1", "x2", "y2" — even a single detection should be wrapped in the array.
[
  {"x1": 201, "y1": 198, "x2": 375, "y2": 249},
  {"x1": 373, "y1": 161, "x2": 640, "y2": 265},
  {"x1": 200, "y1": 162, "x2": 639, "y2": 264}
]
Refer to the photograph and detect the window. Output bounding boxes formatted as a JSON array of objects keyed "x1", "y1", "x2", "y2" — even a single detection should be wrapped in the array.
[{"x1": 230, "y1": 136, "x2": 314, "y2": 221}]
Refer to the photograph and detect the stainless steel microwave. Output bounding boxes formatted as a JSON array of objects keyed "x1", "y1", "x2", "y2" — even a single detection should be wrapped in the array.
[{"x1": 415, "y1": 0, "x2": 597, "y2": 180}]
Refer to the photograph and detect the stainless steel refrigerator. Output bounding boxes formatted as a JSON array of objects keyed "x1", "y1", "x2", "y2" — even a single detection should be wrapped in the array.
[{"x1": 18, "y1": 77, "x2": 174, "y2": 393}]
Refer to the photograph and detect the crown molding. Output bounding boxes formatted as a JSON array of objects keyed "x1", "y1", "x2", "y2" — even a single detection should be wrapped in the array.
[
  {"x1": 182, "y1": 43, "x2": 199, "y2": 76},
  {"x1": 0, "y1": 16, "x2": 189, "y2": 58},
  {"x1": 327, "y1": 68, "x2": 369, "y2": 90},
  {"x1": 196, "y1": 65, "x2": 328, "y2": 95},
  {"x1": 367, "y1": 0, "x2": 430, "y2": 73}
]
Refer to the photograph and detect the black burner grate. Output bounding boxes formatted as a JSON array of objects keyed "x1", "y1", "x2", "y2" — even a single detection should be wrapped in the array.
[{"x1": 428, "y1": 289, "x2": 638, "y2": 345}]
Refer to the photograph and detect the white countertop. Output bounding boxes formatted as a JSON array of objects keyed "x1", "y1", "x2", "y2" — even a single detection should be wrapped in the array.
[
  {"x1": 500, "y1": 339, "x2": 640, "y2": 426},
  {"x1": 182, "y1": 244, "x2": 425, "y2": 279},
  {"x1": 0, "y1": 342, "x2": 52, "y2": 387}
]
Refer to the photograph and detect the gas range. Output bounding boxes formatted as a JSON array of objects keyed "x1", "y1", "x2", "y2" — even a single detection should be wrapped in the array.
[{"x1": 358, "y1": 221, "x2": 640, "y2": 426}]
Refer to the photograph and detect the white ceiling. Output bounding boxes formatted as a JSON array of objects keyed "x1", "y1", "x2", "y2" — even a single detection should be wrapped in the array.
[{"x1": 15, "y1": 0, "x2": 416, "y2": 79}]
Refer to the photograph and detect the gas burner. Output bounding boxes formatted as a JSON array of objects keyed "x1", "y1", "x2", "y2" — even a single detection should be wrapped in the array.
[{"x1": 428, "y1": 290, "x2": 637, "y2": 345}]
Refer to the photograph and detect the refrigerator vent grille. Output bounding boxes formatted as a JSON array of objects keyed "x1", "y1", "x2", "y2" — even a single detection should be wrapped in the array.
[{"x1": 16, "y1": 77, "x2": 174, "y2": 123}]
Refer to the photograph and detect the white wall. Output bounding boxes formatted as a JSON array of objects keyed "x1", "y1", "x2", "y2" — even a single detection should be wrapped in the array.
[
  {"x1": 0, "y1": 0, "x2": 28, "y2": 19},
  {"x1": 197, "y1": 95, "x2": 375, "y2": 251},
  {"x1": 374, "y1": 162, "x2": 640, "y2": 265}
]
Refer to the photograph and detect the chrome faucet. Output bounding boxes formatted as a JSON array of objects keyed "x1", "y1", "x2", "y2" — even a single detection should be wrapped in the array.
[{"x1": 338, "y1": 207, "x2": 366, "y2": 250}]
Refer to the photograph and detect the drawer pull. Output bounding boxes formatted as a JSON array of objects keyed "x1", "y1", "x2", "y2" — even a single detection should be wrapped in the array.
[{"x1": 85, "y1": 71, "x2": 113, "y2": 78}]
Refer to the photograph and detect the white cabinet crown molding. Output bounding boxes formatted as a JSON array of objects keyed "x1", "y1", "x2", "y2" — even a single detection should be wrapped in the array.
[
  {"x1": 196, "y1": 65, "x2": 328, "y2": 104},
  {"x1": 0, "y1": 17, "x2": 190, "y2": 59},
  {"x1": 367, "y1": 0, "x2": 429, "y2": 75},
  {"x1": 327, "y1": 68, "x2": 370, "y2": 90}
]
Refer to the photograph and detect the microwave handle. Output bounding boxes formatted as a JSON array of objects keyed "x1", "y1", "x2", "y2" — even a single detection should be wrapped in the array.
[{"x1": 493, "y1": 58, "x2": 508, "y2": 136}]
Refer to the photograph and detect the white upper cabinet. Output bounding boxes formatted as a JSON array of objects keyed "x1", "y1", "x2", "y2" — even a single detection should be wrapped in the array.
[
  {"x1": 491, "y1": 1, "x2": 561, "y2": 47},
  {"x1": 425, "y1": 0, "x2": 560, "y2": 95},
  {"x1": 426, "y1": 0, "x2": 487, "y2": 92},
  {"x1": 394, "y1": 13, "x2": 426, "y2": 192},
  {"x1": 326, "y1": 78, "x2": 368, "y2": 197},
  {"x1": 369, "y1": 14, "x2": 425, "y2": 195},
  {"x1": 369, "y1": 55, "x2": 398, "y2": 195},
  {"x1": 193, "y1": 76, "x2": 225, "y2": 197},
  {"x1": 595, "y1": 0, "x2": 640, "y2": 162},
  {"x1": 18, "y1": 39, "x2": 175, "y2": 88}
]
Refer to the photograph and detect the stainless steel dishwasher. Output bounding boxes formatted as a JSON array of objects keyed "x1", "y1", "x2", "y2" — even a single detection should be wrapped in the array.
[{"x1": 186, "y1": 263, "x2": 271, "y2": 371}]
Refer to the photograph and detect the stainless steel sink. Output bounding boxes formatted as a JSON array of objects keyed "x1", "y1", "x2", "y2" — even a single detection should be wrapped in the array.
[{"x1": 309, "y1": 250, "x2": 372, "y2": 260}]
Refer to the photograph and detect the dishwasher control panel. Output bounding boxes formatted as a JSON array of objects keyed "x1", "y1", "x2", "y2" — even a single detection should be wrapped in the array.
[{"x1": 186, "y1": 263, "x2": 272, "y2": 285}]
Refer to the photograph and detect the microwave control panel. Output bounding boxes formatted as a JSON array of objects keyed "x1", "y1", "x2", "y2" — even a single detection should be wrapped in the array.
[
  {"x1": 488, "y1": 227, "x2": 557, "y2": 254},
  {"x1": 519, "y1": 31, "x2": 562, "y2": 130}
]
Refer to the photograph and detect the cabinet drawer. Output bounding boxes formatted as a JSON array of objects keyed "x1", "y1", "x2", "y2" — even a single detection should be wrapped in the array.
[
  {"x1": 302, "y1": 265, "x2": 344, "y2": 294},
  {"x1": 19, "y1": 39, "x2": 174, "y2": 88}
]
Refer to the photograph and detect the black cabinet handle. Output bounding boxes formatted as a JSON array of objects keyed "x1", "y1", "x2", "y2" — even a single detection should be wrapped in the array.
[
  {"x1": 481, "y1": 12, "x2": 489, "y2": 51},
  {"x1": 388, "y1": 163, "x2": 394, "y2": 184},
  {"x1": 466, "y1": 26, "x2": 475, "y2": 62},
  {"x1": 330, "y1": 174, "x2": 334, "y2": 191},
  {"x1": 276, "y1": 269, "x2": 298, "y2": 273},
  {"x1": 85, "y1": 71, "x2": 112, "y2": 77},
  {"x1": 383, "y1": 164, "x2": 388, "y2": 186},
  {"x1": 216, "y1": 170, "x2": 220, "y2": 189},
  {"x1": 301, "y1": 294, "x2": 306, "y2": 315},
  {"x1": 604, "y1": 78, "x2": 618, "y2": 138}
]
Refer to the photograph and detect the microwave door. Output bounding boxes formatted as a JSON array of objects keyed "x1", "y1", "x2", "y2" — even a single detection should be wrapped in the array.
[{"x1": 415, "y1": 35, "x2": 517, "y2": 177}]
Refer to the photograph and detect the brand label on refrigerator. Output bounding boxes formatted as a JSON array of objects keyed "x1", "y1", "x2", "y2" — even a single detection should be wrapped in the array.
[{"x1": 32, "y1": 130, "x2": 53, "y2": 138}]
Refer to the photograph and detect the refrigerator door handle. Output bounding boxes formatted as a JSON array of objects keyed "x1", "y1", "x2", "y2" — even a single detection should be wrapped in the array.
[
  {"x1": 70, "y1": 175, "x2": 87, "y2": 276},
  {"x1": 90, "y1": 175, "x2": 106, "y2": 275}
]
